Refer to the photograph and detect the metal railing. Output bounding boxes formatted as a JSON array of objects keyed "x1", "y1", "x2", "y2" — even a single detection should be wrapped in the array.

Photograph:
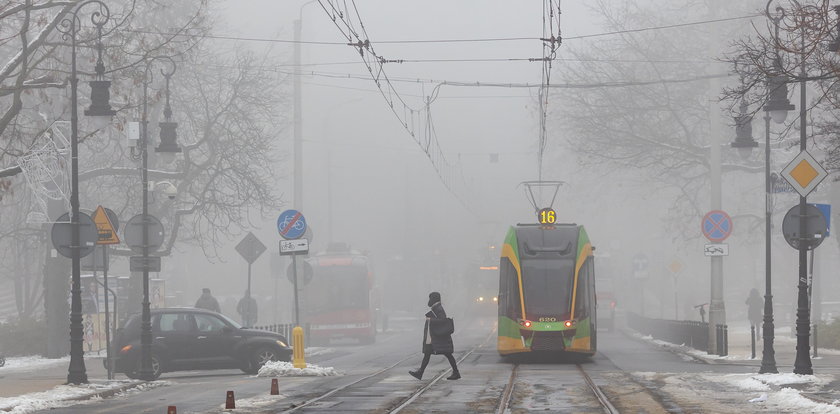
[
  {"x1": 627, "y1": 312, "x2": 728, "y2": 355},
  {"x1": 250, "y1": 323, "x2": 310, "y2": 339}
]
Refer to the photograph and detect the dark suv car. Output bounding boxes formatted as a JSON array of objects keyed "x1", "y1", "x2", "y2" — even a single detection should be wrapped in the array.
[{"x1": 113, "y1": 308, "x2": 292, "y2": 379}]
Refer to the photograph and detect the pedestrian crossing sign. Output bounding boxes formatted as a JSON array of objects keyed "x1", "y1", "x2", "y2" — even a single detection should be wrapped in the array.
[{"x1": 92, "y1": 205, "x2": 119, "y2": 245}]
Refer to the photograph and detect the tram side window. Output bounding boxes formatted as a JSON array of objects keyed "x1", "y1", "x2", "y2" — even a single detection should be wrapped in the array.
[
  {"x1": 499, "y1": 257, "x2": 521, "y2": 319},
  {"x1": 575, "y1": 258, "x2": 592, "y2": 319}
]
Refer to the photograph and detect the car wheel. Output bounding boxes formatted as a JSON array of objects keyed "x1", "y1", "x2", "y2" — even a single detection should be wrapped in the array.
[
  {"x1": 249, "y1": 346, "x2": 280, "y2": 372},
  {"x1": 128, "y1": 354, "x2": 163, "y2": 380}
]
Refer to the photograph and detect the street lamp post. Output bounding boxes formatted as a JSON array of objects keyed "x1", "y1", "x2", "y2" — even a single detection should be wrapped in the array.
[
  {"x1": 137, "y1": 57, "x2": 179, "y2": 381},
  {"x1": 753, "y1": 0, "x2": 796, "y2": 375},
  {"x1": 791, "y1": 0, "x2": 813, "y2": 375},
  {"x1": 57, "y1": 0, "x2": 116, "y2": 385}
]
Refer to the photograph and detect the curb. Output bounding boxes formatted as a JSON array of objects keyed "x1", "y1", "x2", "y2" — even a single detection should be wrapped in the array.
[
  {"x1": 65, "y1": 381, "x2": 148, "y2": 402},
  {"x1": 617, "y1": 327, "x2": 712, "y2": 365}
]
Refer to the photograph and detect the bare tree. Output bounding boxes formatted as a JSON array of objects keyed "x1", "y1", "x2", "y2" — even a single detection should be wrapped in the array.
[{"x1": 551, "y1": 0, "x2": 764, "y2": 242}]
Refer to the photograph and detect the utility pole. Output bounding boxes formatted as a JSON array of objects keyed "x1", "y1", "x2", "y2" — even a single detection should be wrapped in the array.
[
  {"x1": 293, "y1": 18, "x2": 303, "y2": 212},
  {"x1": 707, "y1": 0, "x2": 726, "y2": 353}
]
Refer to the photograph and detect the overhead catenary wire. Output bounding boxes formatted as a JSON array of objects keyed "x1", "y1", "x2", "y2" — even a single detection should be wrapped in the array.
[
  {"x1": 122, "y1": 14, "x2": 761, "y2": 46},
  {"x1": 313, "y1": 0, "x2": 475, "y2": 212}
]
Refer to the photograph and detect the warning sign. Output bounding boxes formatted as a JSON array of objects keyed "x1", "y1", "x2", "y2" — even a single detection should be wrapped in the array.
[{"x1": 92, "y1": 206, "x2": 120, "y2": 245}]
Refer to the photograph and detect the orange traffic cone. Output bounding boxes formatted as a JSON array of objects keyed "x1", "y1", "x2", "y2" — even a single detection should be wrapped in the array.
[
  {"x1": 167, "y1": 406, "x2": 177, "y2": 414},
  {"x1": 270, "y1": 378, "x2": 279, "y2": 395},
  {"x1": 225, "y1": 390, "x2": 235, "y2": 409}
]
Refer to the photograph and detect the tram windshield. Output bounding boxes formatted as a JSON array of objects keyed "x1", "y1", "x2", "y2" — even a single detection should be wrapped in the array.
[{"x1": 521, "y1": 259, "x2": 574, "y2": 316}]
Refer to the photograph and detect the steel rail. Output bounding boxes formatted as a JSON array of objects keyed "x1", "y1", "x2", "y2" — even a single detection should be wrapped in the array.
[
  {"x1": 577, "y1": 364, "x2": 620, "y2": 414},
  {"x1": 495, "y1": 363, "x2": 519, "y2": 414},
  {"x1": 281, "y1": 327, "x2": 495, "y2": 413}
]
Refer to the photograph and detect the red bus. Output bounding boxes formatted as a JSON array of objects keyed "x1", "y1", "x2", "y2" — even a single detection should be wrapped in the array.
[{"x1": 303, "y1": 249, "x2": 377, "y2": 344}]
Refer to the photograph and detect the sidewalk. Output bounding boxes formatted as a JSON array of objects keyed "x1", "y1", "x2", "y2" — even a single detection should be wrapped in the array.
[
  {"x1": 0, "y1": 354, "x2": 151, "y2": 412},
  {"x1": 626, "y1": 323, "x2": 840, "y2": 407}
]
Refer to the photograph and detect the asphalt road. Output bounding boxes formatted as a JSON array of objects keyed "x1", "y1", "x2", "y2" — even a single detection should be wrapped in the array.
[{"x1": 35, "y1": 314, "x2": 790, "y2": 414}]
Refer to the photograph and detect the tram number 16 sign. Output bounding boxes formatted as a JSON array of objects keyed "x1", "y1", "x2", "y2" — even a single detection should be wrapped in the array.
[
  {"x1": 701, "y1": 210, "x2": 732, "y2": 243},
  {"x1": 538, "y1": 208, "x2": 556, "y2": 225}
]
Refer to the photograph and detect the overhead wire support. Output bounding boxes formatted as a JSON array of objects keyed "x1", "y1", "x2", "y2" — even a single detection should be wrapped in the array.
[{"x1": 315, "y1": 0, "x2": 473, "y2": 212}]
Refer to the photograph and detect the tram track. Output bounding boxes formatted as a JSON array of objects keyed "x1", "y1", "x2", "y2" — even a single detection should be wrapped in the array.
[
  {"x1": 279, "y1": 326, "x2": 496, "y2": 413},
  {"x1": 494, "y1": 362, "x2": 619, "y2": 414}
]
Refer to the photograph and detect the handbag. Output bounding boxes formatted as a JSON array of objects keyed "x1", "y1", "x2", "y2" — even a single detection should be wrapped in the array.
[{"x1": 429, "y1": 317, "x2": 455, "y2": 336}]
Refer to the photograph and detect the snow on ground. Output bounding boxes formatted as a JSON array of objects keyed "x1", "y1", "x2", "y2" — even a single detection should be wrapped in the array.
[
  {"x1": 632, "y1": 369, "x2": 838, "y2": 412},
  {"x1": 761, "y1": 387, "x2": 840, "y2": 413},
  {"x1": 305, "y1": 347, "x2": 335, "y2": 357},
  {"x1": 256, "y1": 361, "x2": 341, "y2": 377},
  {"x1": 217, "y1": 393, "x2": 287, "y2": 411},
  {"x1": 0, "y1": 380, "x2": 169, "y2": 414},
  {"x1": 0, "y1": 355, "x2": 70, "y2": 373}
]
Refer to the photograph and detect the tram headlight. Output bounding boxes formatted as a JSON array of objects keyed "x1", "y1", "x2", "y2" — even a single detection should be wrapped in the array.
[
  {"x1": 492, "y1": 296, "x2": 498, "y2": 302},
  {"x1": 478, "y1": 296, "x2": 484, "y2": 302}
]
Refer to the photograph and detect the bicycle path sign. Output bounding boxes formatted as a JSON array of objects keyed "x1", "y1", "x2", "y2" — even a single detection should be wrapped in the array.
[
  {"x1": 701, "y1": 210, "x2": 732, "y2": 243},
  {"x1": 277, "y1": 209, "x2": 307, "y2": 240}
]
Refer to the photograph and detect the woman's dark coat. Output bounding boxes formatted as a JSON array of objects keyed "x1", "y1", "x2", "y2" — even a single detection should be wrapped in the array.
[{"x1": 422, "y1": 302, "x2": 454, "y2": 354}]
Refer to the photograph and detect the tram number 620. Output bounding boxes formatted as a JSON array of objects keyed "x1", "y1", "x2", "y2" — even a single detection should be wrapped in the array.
[{"x1": 538, "y1": 208, "x2": 556, "y2": 225}]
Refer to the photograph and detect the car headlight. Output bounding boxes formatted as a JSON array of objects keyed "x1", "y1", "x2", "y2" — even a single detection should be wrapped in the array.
[{"x1": 276, "y1": 340, "x2": 288, "y2": 348}]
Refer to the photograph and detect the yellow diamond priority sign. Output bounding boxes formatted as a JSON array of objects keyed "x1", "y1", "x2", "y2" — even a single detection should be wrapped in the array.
[{"x1": 780, "y1": 150, "x2": 828, "y2": 198}]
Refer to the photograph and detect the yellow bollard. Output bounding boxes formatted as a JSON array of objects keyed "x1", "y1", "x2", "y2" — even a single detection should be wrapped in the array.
[{"x1": 292, "y1": 326, "x2": 306, "y2": 369}]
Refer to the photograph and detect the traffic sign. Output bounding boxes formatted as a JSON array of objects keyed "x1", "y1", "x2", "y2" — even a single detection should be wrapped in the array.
[
  {"x1": 632, "y1": 253, "x2": 648, "y2": 279},
  {"x1": 287, "y1": 260, "x2": 314, "y2": 286},
  {"x1": 782, "y1": 204, "x2": 827, "y2": 250},
  {"x1": 277, "y1": 209, "x2": 306, "y2": 240},
  {"x1": 701, "y1": 210, "x2": 732, "y2": 243},
  {"x1": 130, "y1": 255, "x2": 161, "y2": 272},
  {"x1": 92, "y1": 206, "x2": 120, "y2": 245},
  {"x1": 123, "y1": 214, "x2": 165, "y2": 254},
  {"x1": 50, "y1": 212, "x2": 98, "y2": 258},
  {"x1": 667, "y1": 259, "x2": 684, "y2": 274},
  {"x1": 780, "y1": 150, "x2": 828, "y2": 198},
  {"x1": 812, "y1": 203, "x2": 831, "y2": 237},
  {"x1": 280, "y1": 238, "x2": 309, "y2": 255},
  {"x1": 704, "y1": 244, "x2": 729, "y2": 257},
  {"x1": 236, "y1": 232, "x2": 266, "y2": 264}
]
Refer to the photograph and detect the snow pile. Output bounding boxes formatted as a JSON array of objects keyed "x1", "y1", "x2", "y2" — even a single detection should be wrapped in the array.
[
  {"x1": 755, "y1": 373, "x2": 830, "y2": 387},
  {"x1": 0, "y1": 379, "x2": 168, "y2": 414},
  {"x1": 256, "y1": 361, "x2": 341, "y2": 377},
  {"x1": 761, "y1": 388, "x2": 840, "y2": 413},
  {"x1": 719, "y1": 374, "x2": 771, "y2": 392},
  {"x1": 0, "y1": 355, "x2": 69, "y2": 373},
  {"x1": 748, "y1": 393, "x2": 768, "y2": 403}
]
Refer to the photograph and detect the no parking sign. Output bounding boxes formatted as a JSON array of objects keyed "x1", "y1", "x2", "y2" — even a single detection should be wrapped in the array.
[{"x1": 701, "y1": 210, "x2": 732, "y2": 243}]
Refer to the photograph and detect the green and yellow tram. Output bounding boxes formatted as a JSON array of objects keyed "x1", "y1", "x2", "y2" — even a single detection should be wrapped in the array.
[{"x1": 497, "y1": 223, "x2": 596, "y2": 356}]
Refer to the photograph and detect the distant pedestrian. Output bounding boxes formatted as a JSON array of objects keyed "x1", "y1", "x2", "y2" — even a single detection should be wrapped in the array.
[
  {"x1": 237, "y1": 291, "x2": 258, "y2": 327},
  {"x1": 746, "y1": 288, "x2": 763, "y2": 337},
  {"x1": 194, "y1": 288, "x2": 221, "y2": 313},
  {"x1": 409, "y1": 292, "x2": 460, "y2": 381}
]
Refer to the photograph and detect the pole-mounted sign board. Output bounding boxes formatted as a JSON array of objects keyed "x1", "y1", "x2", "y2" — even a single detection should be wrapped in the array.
[
  {"x1": 280, "y1": 238, "x2": 309, "y2": 255},
  {"x1": 130, "y1": 255, "x2": 161, "y2": 272},
  {"x1": 92, "y1": 206, "x2": 120, "y2": 245},
  {"x1": 704, "y1": 243, "x2": 729, "y2": 257},
  {"x1": 236, "y1": 232, "x2": 266, "y2": 264},
  {"x1": 701, "y1": 210, "x2": 732, "y2": 243},
  {"x1": 277, "y1": 209, "x2": 307, "y2": 240},
  {"x1": 780, "y1": 150, "x2": 828, "y2": 198}
]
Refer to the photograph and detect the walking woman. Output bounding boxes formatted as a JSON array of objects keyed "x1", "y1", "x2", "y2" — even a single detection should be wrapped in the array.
[{"x1": 409, "y1": 292, "x2": 460, "y2": 380}]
